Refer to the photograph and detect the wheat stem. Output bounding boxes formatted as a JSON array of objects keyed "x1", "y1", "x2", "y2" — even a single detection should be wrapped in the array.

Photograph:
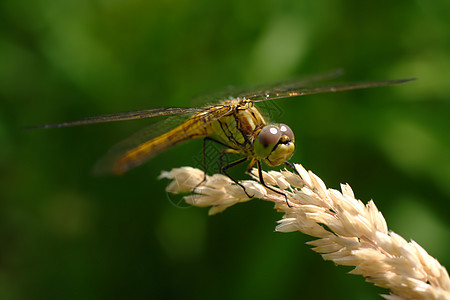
[{"x1": 159, "y1": 164, "x2": 450, "y2": 299}]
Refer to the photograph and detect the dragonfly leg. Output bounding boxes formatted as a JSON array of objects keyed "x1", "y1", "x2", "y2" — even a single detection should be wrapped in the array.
[
  {"x1": 193, "y1": 137, "x2": 237, "y2": 193},
  {"x1": 284, "y1": 161, "x2": 300, "y2": 176},
  {"x1": 245, "y1": 157, "x2": 257, "y2": 173},
  {"x1": 257, "y1": 160, "x2": 292, "y2": 207},
  {"x1": 202, "y1": 137, "x2": 236, "y2": 178},
  {"x1": 219, "y1": 152, "x2": 253, "y2": 198}
]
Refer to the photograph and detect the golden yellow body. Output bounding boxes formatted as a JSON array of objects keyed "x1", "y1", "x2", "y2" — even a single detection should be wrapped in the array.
[{"x1": 113, "y1": 99, "x2": 272, "y2": 174}]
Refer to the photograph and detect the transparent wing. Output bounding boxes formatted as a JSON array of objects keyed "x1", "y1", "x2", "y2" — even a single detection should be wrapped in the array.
[
  {"x1": 26, "y1": 107, "x2": 204, "y2": 129},
  {"x1": 93, "y1": 104, "x2": 232, "y2": 175},
  {"x1": 190, "y1": 69, "x2": 344, "y2": 106},
  {"x1": 236, "y1": 69, "x2": 345, "y2": 100},
  {"x1": 247, "y1": 78, "x2": 415, "y2": 103}
]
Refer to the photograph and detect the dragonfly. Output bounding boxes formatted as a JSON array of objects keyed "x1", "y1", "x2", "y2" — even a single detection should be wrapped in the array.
[{"x1": 30, "y1": 70, "x2": 413, "y2": 200}]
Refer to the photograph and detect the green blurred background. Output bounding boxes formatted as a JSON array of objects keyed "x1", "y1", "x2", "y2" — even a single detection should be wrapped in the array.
[{"x1": 1, "y1": 0, "x2": 450, "y2": 299}]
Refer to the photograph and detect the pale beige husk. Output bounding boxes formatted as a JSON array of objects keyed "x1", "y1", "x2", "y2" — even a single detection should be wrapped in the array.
[{"x1": 159, "y1": 164, "x2": 450, "y2": 300}]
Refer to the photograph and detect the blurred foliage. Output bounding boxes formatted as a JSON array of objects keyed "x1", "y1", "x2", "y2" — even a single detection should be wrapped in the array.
[{"x1": 1, "y1": 0, "x2": 450, "y2": 299}]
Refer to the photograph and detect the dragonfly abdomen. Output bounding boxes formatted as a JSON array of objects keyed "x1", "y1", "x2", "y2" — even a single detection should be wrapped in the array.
[{"x1": 112, "y1": 116, "x2": 214, "y2": 174}]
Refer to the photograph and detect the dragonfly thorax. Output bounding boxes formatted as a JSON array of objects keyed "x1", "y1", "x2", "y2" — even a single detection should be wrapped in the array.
[
  {"x1": 254, "y1": 124, "x2": 295, "y2": 167},
  {"x1": 211, "y1": 99, "x2": 265, "y2": 149}
]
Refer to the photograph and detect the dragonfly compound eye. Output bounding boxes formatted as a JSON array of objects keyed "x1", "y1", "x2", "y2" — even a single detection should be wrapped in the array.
[
  {"x1": 279, "y1": 124, "x2": 294, "y2": 141},
  {"x1": 258, "y1": 125, "x2": 281, "y2": 148},
  {"x1": 254, "y1": 124, "x2": 295, "y2": 167},
  {"x1": 254, "y1": 125, "x2": 282, "y2": 160}
]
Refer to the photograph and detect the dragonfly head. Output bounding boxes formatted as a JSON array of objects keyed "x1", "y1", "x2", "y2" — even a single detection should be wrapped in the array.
[{"x1": 254, "y1": 124, "x2": 295, "y2": 167}]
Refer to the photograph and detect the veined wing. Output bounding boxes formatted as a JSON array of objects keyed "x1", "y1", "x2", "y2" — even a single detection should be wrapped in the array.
[
  {"x1": 246, "y1": 78, "x2": 415, "y2": 103},
  {"x1": 190, "y1": 69, "x2": 413, "y2": 105},
  {"x1": 26, "y1": 107, "x2": 204, "y2": 129},
  {"x1": 236, "y1": 69, "x2": 345, "y2": 100},
  {"x1": 93, "y1": 104, "x2": 232, "y2": 175},
  {"x1": 190, "y1": 69, "x2": 344, "y2": 106}
]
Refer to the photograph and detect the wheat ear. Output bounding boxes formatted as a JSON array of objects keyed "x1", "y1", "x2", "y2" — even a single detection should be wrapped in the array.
[{"x1": 159, "y1": 164, "x2": 450, "y2": 300}]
